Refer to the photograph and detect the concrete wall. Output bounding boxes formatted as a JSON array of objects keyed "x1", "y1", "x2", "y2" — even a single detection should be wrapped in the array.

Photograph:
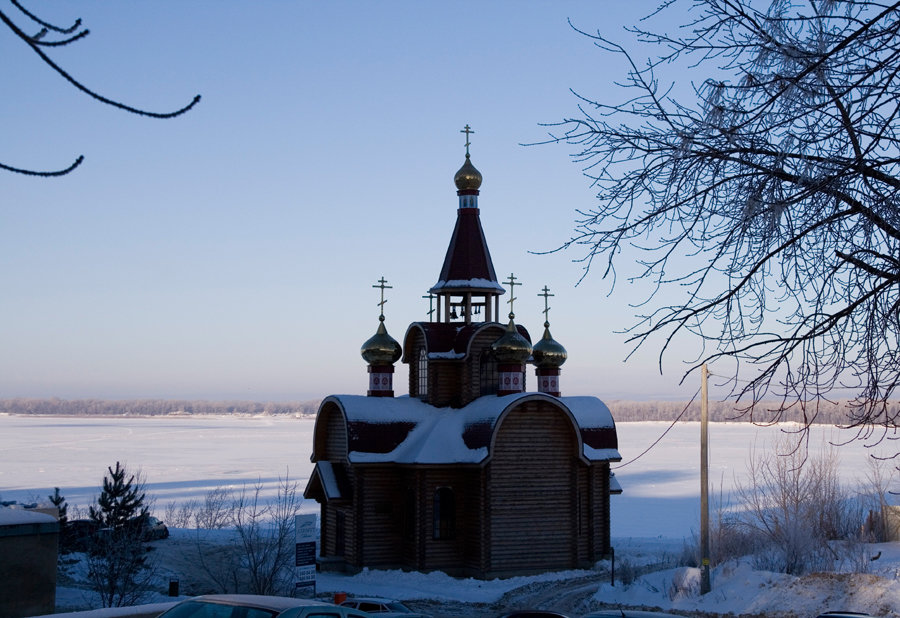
[{"x1": 0, "y1": 508, "x2": 59, "y2": 618}]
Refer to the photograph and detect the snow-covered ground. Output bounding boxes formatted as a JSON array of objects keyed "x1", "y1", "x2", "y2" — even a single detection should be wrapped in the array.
[{"x1": 3, "y1": 414, "x2": 900, "y2": 616}]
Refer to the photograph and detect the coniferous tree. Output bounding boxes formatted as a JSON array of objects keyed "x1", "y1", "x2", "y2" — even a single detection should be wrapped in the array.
[
  {"x1": 89, "y1": 461, "x2": 147, "y2": 529},
  {"x1": 50, "y1": 486, "x2": 74, "y2": 553},
  {"x1": 48, "y1": 486, "x2": 67, "y2": 524},
  {"x1": 86, "y1": 462, "x2": 155, "y2": 607}
]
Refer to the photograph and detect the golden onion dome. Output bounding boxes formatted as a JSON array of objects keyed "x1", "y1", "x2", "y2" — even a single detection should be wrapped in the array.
[
  {"x1": 532, "y1": 323, "x2": 567, "y2": 368},
  {"x1": 454, "y1": 154, "x2": 483, "y2": 191},
  {"x1": 491, "y1": 317, "x2": 533, "y2": 364},
  {"x1": 360, "y1": 317, "x2": 402, "y2": 365}
]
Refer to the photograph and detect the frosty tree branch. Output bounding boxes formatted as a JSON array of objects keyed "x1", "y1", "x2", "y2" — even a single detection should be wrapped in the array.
[
  {"x1": 541, "y1": 0, "x2": 900, "y2": 439},
  {"x1": 1, "y1": 1, "x2": 200, "y2": 177}
]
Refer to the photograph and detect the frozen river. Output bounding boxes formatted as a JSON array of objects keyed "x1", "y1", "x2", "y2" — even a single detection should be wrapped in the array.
[{"x1": 1, "y1": 413, "x2": 895, "y2": 538}]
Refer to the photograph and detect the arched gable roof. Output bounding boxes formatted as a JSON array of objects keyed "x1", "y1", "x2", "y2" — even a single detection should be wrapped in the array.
[
  {"x1": 401, "y1": 321, "x2": 531, "y2": 364},
  {"x1": 311, "y1": 393, "x2": 619, "y2": 465}
]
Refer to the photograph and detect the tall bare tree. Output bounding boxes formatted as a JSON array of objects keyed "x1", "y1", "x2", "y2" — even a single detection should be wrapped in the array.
[
  {"x1": 1, "y1": 0, "x2": 199, "y2": 176},
  {"x1": 544, "y1": 0, "x2": 900, "y2": 438}
]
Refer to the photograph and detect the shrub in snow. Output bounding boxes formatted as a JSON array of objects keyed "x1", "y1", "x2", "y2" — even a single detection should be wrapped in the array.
[
  {"x1": 191, "y1": 474, "x2": 304, "y2": 596},
  {"x1": 737, "y1": 436, "x2": 861, "y2": 575},
  {"x1": 668, "y1": 566, "x2": 700, "y2": 600},
  {"x1": 617, "y1": 557, "x2": 636, "y2": 586}
]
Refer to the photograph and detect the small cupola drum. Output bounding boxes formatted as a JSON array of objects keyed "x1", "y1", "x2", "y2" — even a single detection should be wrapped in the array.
[
  {"x1": 361, "y1": 277, "x2": 402, "y2": 397},
  {"x1": 491, "y1": 274, "x2": 533, "y2": 395},
  {"x1": 532, "y1": 286, "x2": 567, "y2": 396}
]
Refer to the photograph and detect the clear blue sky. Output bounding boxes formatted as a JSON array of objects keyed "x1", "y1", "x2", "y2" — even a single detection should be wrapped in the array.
[{"x1": 0, "y1": 2, "x2": 703, "y2": 402}]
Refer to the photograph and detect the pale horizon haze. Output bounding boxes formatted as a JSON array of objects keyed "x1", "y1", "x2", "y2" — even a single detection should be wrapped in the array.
[{"x1": 1, "y1": 2, "x2": 710, "y2": 403}]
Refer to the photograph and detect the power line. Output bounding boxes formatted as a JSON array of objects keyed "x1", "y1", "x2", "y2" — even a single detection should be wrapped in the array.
[{"x1": 612, "y1": 385, "x2": 702, "y2": 469}]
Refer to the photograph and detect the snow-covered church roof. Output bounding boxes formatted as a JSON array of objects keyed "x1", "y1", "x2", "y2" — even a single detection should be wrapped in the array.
[{"x1": 312, "y1": 392, "x2": 620, "y2": 465}]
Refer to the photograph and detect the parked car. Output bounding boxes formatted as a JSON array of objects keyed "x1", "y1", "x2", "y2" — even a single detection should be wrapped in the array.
[
  {"x1": 498, "y1": 612, "x2": 570, "y2": 618},
  {"x1": 156, "y1": 594, "x2": 373, "y2": 618},
  {"x1": 62, "y1": 519, "x2": 101, "y2": 551},
  {"x1": 339, "y1": 597, "x2": 431, "y2": 618},
  {"x1": 134, "y1": 515, "x2": 169, "y2": 540},
  {"x1": 582, "y1": 608, "x2": 684, "y2": 618}
]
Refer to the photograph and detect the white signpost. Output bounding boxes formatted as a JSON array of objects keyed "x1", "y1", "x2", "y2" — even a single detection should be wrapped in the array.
[{"x1": 295, "y1": 514, "x2": 318, "y2": 597}]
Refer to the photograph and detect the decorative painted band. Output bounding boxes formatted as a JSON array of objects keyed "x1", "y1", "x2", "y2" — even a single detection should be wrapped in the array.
[
  {"x1": 537, "y1": 374, "x2": 560, "y2": 396},
  {"x1": 368, "y1": 372, "x2": 393, "y2": 391},
  {"x1": 498, "y1": 370, "x2": 524, "y2": 394}
]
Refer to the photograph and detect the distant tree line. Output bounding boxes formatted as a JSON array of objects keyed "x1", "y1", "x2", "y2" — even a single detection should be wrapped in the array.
[
  {"x1": 1, "y1": 396, "x2": 892, "y2": 426},
  {"x1": 605, "y1": 399, "x2": 900, "y2": 426},
  {"x1": 0, "y1": 398, "x2": 319, "y2": 417}
]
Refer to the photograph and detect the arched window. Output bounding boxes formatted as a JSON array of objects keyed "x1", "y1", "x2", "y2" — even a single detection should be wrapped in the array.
[
  {"x1": 418, "y1": 349, "x2": 428, "y2": 399},
  {"x1": 480, "y1": 349, "x2": 498, "y2": 396},
  {"x1": 433, "y1": 487, "x2": 455, "y2": 540}
]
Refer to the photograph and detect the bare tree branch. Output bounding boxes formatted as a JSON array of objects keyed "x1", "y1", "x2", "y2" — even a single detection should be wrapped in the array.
[
  {"x1": 1, "y1": 3, "x2": 200, "y2": 177},
  {"x1": 541, "y1": 0, "x2": 900, "y2": 444}
]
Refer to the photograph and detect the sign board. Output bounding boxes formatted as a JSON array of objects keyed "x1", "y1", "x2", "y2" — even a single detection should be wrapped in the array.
[
  {"x1": 295, "y1": 514, "x2": 318, "y2": 595},
  {"x1": 295, "y1": 541, "x2": 317, "y2": 568},
  {"x1": 296, "y1": 514, "x2": 317, "y2": 545}
]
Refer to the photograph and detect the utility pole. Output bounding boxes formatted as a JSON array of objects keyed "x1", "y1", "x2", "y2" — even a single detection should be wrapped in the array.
[{"x1": 700, "y1": 363, "x2": 711, "y2": 594}]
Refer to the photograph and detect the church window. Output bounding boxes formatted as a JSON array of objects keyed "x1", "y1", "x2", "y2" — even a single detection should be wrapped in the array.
[
  {"x1": 480, "y1": 349, "x2": 498, "y2": 396},
  {"x1": 418, "y1": 349, "x2": 428, "y2": 398},
  {"x1": 433, "y1": 487, "x2": 455, "y2": 539}
]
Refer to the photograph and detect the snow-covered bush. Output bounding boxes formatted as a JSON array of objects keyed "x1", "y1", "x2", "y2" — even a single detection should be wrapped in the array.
[
  {"x1": 189, "y1": 474, "x2": 304, "y2": 596},
  {"x1": 737, "y1": 436, "x2": 859, "y2": 574}
]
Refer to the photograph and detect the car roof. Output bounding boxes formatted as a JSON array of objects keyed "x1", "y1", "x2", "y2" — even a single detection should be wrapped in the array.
[
  {"x1": 584, "y1": 608, "x2": 684, "y2": 618},
  {"x1": 188, "y1": 595, "x2": 335, "y2": 611}
]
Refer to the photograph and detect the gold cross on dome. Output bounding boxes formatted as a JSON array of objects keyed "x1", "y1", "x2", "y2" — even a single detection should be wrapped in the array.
[
  {"x1": 538, "y1": 285, "x2": 554, "y2": 325},
  {"x1": 373, "y1": 277, "x2": 392, "y2": 317},
  {"x1": 504, "y1": 273, "x2": 520, "y2": 318},
  {"x1": 461, "y1": 124, "x2": 474, "y2": 156}
]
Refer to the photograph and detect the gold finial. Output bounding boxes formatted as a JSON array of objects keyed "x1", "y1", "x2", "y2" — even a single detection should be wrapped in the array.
[
  {"x1": 538, "y1": 285, "x2": 554, "y2": 327},
  {"x1": 504, "y1": 273, "x2": 521, "y2": 319},
  {"x1": 422, "y1": 293, "x2": 436, "y2": 320},
  {"x1": 373, "y1": 277, "x2": 392, "y2": 319},
  {"x1": 461, "y1": 124, "x2": 474, "y2": 157}
]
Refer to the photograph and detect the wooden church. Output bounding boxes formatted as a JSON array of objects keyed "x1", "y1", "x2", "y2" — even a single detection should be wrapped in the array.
[{"x1": 304, "y1": 129, "x2": 622, "y2": 579}]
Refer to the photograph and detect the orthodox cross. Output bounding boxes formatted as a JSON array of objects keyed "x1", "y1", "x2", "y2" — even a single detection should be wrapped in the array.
[
  {"x1": 373, "y1": 277, "x2": 392, "y2": 318},
  {"x1": 461, "y1": 124, "x2": 474, "y2": 156},
  {"x1": 538, "y1": 285, "x2": 554, "y2": 326},
  {"x1": 504, "y1": 273, "x2": 520, "y2": 318},
  {"x1": 422, "y1": 293, "x2": 436, "y2": 320}
]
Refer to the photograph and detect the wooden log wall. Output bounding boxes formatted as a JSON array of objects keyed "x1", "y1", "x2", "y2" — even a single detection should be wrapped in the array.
[
  {"x1": 418, "y1": 468, "x2": 481, "y2": 573},
  {"x1": 486, "y1": 400, "x2": 580, "y2": 575},
  {"x1": 354, "y1": 466, "x2": 404, "y2": 567},
  {"x1": 462, "y1": 326, "x2": 506, "y2": 405},
  {"x1": 319, "y1": 402, "x2": 348, "y2": 460}
]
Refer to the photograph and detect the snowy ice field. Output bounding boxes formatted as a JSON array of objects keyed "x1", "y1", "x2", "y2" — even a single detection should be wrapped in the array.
[
  {"x1": 3, "y1": 413, "x2": 900, "y2": 616},
  {"x1": 2, "y1": 414, "x2": 897, "y2": 537}
]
